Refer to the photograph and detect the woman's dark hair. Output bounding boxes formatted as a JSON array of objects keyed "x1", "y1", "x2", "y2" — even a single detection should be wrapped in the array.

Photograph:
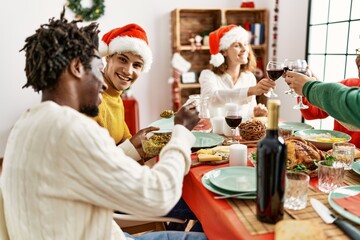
[
  {"x1": 20, "y1": 7, "x2": 100, "y2": 92},
  {"x1": 210, "y1": 46, "x2": 257, "y2": 76}
]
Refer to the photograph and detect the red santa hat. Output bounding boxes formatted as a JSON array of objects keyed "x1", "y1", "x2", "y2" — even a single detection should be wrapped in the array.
[
  {"x1": 99, "y1": 23, "x2": 152, "y2": 72},
  {"x1": 209, "y1": 25, "x2": 251, "y2": 67}
]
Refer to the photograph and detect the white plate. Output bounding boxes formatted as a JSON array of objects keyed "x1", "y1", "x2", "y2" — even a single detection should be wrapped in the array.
[
  {"x1": 192, "y1": 132, "x2": 224, "y2": 149},
  {"x1": 148, "y1": 116, "x2": 174, "y2": 133},
  {"x1": 352, "y1": 161, "x2": 360, "y2": 175},
  {"x1": 328, "y1": 185, "x2": 360, "y2": 225},
  {"x1": 207, "y1": 166, "x2": 256, "y2": 192},
  {"x1": 201, "y1": 170, "x2": 256, "y2": 199}
]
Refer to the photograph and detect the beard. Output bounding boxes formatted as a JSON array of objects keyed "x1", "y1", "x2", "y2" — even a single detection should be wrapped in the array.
[{"x1": 81, "y1": 104, "x2": 99, "y2": 117}]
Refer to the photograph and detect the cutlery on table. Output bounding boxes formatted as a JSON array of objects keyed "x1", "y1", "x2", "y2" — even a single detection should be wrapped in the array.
[
  {"x1": 310, "y1": 198, "x2": 360, "y2": 240},
  {"x1": 214, "y1": 192, "x2": 255, "y2": 199}
]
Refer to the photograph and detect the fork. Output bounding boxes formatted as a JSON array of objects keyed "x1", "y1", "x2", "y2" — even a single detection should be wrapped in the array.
[{"x1": 214, "y1": 192, "x2": 256, "y2": 199}]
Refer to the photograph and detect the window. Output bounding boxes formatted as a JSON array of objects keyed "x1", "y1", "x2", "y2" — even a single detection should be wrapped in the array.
[{"x1": 305, "y1": 0, "x2": 360, "y2": 129}]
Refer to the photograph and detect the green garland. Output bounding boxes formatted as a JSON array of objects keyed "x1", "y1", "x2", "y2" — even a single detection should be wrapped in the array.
[{"x1": 67, "y1": 0, "x2": 105, "y2": 21}]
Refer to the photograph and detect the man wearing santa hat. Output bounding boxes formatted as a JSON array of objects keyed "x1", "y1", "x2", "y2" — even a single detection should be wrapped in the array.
[
  {"x1": 93, "y1": 24, "x2": 203, "y2": 233},
  {"x1": 94, "y1": 23, "x2": 157, "y2": 151}
]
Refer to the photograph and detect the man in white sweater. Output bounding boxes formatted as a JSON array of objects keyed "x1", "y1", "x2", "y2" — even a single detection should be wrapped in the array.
[{"x1": 1, "y1": 9, "x2": 206, "y2": 240}]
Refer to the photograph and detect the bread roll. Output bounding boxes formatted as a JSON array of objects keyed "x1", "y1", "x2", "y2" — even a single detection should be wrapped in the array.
[{"x1": 275, "y1": 220, "x2": 325, "y2": 240}]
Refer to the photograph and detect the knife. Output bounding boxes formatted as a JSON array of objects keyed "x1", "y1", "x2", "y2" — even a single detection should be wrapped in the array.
[{"x1": 310, "y1": 198, "x2": 360, "y2": 240}]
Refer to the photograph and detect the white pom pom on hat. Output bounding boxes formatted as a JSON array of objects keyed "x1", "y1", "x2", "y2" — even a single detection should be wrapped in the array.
[
  {"x1": 99, "y1": 23, "x2": 153, "y2": 72},
  {"x1": 209, "y1": 25, "x2": 251, "y2": 67}
]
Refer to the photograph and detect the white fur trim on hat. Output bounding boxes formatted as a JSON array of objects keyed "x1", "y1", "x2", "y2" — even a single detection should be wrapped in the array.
[
  {"x1": 100, "y1": 36, "x2": 153, "y2": 72},
  {"x1": 98, "y1": 41, "x2": 108, "y2": 57},
  {"x1": 210, "y1": 53, "x2": 225, "y2": 67},
  {"x1": 219, "y1": 27, "x2": 251, "y2": 51}
]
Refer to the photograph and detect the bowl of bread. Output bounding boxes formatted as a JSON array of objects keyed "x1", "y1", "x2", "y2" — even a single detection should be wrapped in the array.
[{"x1": 239, "y1": 119, "x2": 266, "y2": 141}]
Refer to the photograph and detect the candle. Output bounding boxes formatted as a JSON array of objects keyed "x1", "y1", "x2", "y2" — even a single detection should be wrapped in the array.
[
  {"x1": 211, "y1": 116, "x2": 224, "y2": 135},
  {"x1": 225, "y1": 102, "x2": 238, "y2": 112},
  {"x1": 229, "y1": 144, "x2": 247, "y2": 166}
]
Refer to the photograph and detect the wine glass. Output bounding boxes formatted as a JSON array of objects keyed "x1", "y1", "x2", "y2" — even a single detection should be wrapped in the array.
[
  {"x1": 224, "y1": 104, "x2": 242, "y2": 145},
  {"x1": 264, "y1": 61, "x2": 284, "y2": 98},
  {"x1": 283, "y1": 59, "x2": 297, "y2": 95},
  {"x1": 292, "y1": 59, "x2": 310, "y2": 110}
]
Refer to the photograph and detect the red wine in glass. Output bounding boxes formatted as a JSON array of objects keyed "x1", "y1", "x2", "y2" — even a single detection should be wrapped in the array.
[
  {"x1": 266, "y1": 69, "x2": 284, "y2": 81},
  {"x1": 225, "y1": 115, "x2": 243, "y2": 128},
  {"x1": 265, "y1": 61, "x2": 284, "y2": 98}
]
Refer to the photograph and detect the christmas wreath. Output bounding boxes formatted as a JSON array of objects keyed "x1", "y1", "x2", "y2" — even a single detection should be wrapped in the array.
[{"x1": 67, "y1": 0, "x2": 105, "y2": 21}]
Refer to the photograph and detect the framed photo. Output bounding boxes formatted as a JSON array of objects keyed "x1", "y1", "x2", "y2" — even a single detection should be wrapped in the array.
[{"x1": 181, "y1": 72, "x2": 197, "y2": 84}]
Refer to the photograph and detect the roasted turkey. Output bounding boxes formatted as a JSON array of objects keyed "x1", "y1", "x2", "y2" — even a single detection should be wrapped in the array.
[{"x1": 285, "y1": 136, "x2": 325, "y2": 169}]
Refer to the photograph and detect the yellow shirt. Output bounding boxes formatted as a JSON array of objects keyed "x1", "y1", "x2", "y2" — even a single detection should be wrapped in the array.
[{"x1": 93, "y1": 84, "x2": 132, "y2": 145}]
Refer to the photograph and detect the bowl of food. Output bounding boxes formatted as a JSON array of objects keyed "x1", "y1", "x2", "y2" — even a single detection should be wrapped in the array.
[
  {"x1": 142, "y1": 132, "x2": 172, "y2": 158},
  {"x1": 294, "y1": 129, "x2": 351, "y2": 151}
]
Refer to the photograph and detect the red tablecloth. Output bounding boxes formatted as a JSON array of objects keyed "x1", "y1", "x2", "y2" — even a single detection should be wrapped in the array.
[
  {"x1": 182, "y1": 148, "x2": 320, "y2": 240},
  {"x1": 182, "y1": 148, "x2": 274, "y2": 240}
]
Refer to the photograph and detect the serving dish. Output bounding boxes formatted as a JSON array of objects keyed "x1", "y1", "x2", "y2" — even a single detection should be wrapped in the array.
[
  {"x1": 278, "y1": 121, "x2": 314, "y2": 133},
  {"x1": 294, "y1": 129, "x2": 351, "y2": 151}
]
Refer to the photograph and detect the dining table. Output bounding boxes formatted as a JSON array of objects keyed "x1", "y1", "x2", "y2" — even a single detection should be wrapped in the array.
[{"x1": 182, "y1": 143, "x2": 360, "y2": 240}]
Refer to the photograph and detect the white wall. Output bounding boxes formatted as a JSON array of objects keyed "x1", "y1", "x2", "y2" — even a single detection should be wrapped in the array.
[{"x1": 0, "y1": 0, "x2": 308, "y2": 157}]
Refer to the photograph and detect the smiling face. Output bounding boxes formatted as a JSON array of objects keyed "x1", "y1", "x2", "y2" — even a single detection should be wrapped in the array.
[
  {"x1": 103, "y1": 52, "x2": 144, "y2": 91},
  {"x1": 223, "y1": 41, "x2": 249, "y2": 66},
  {"x1": 79, "y1": 53, "x2": 107, "y2": 117}
]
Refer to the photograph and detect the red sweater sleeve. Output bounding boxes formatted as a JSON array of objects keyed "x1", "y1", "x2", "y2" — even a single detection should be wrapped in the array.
[{"x1": 300, "y1": 97, "x2": 329, "y2": 120}]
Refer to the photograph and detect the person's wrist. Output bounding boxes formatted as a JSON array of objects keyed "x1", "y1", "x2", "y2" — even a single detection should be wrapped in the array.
[{"x1": 248, "y1": 86, "x2": 255, "y2": 96}]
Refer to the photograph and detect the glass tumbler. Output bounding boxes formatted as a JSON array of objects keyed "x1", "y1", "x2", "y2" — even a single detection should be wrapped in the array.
[
  {"x1": 318, "y1": 160, "x2": 345, "y2": 193},
  {"x1": 284, "y1": 171, "x2": 310, "y2": 210}
]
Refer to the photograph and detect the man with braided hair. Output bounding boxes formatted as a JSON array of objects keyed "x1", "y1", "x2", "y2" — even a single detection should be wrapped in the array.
[{"x1": 1, "y1": 8, "x2": 206, "y2": 240}]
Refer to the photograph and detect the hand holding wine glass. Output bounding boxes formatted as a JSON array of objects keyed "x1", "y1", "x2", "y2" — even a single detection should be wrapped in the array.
[
  {"x1": 292, "y1": 59, "x2": 310, "y2": 110},
  {"x1": 264, "y1": 61, "x2": 284, "y2": 98},
  {"x1": 283, "y1": 59, "x2": 298, "y2": 94}
]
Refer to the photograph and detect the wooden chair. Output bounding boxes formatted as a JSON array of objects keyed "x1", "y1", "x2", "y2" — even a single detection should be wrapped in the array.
[
  {"x1": 0, "y1": 185, "x2": 184, "y2": 238},
  {"x1": 113, "y1": 213, "x2": 185, "y2": 235},
  {"x1": 0, "y1": 158, "x2": 184, "y2": 237}
]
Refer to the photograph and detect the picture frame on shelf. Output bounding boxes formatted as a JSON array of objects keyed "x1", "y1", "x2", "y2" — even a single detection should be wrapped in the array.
[{"x1": 181, "y1": 72, "x2": 197, "y2": 84}]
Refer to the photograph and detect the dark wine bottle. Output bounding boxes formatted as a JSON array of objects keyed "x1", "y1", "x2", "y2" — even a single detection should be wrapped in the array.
[{"x1": 256, "y1": 99, "x2": 287, "y2": 224}]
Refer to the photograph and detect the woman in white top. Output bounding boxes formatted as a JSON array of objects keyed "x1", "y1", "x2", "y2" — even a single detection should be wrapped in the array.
[{"x1": 199, "y1": 25, "x2": 275, "y2": 120}]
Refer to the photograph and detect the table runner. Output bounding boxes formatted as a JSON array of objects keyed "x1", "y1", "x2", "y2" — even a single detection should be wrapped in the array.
[
  {"x1": 344, "y1": 168, "x2": 360, "y2": 186},
  {"x1": 227, "y1": 170, "x2": 360, "y2": 239}
]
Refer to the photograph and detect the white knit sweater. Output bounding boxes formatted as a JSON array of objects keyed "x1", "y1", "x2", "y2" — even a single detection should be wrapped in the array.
[{"x1": 1, "y1": 101, "x2": 195, "y2": 240}]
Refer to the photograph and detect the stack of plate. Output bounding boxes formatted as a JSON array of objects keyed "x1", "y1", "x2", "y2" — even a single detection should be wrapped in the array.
[{"x1": 201, "y1": 166, "x2": 256, "y2": 199}]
